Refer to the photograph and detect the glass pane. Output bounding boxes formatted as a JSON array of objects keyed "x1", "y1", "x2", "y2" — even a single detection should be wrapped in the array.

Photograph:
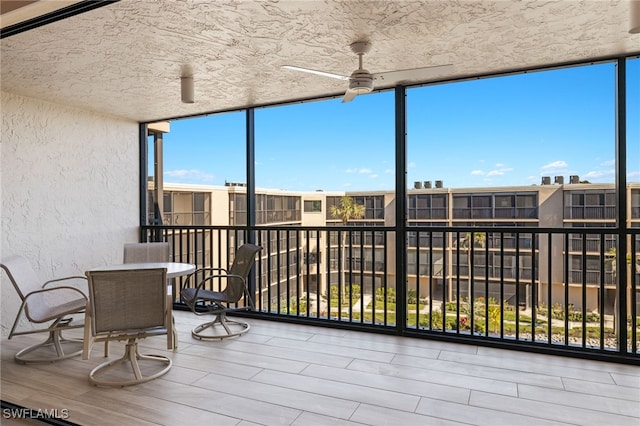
[
  {"x1": 407, "y1": 63, "x2": 615, "y2": 189},
  {"x1": 148, "y1": 112, "x2": 246, "y2": 225},
  {"x1": 255, "y1": 91, "x2": 395, "y2": 225}
]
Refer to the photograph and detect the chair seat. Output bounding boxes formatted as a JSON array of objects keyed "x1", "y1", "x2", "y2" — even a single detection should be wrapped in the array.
[
  {"x1": 30, "y1": 296, "x2": 88, "y2": 323},
  {"x1": 181, "y1": 288, "x2": 229, "y2": 304}
]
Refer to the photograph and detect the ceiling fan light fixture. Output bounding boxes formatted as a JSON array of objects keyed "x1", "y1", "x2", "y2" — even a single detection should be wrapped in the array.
[
  {"x1": 181, "y1": 76, "x2": 194, "y2": 103},
  {"x1": 349, "y1": 78, "x2": 374, "y2": 94},
  {"x1": 349, "y1": 70, "x2": 374, "y2": 94}
]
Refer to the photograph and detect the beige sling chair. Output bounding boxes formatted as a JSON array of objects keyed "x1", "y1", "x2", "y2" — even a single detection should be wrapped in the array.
[
  {"x1": 123, "y1": 242, "x2": 170, "y2": 264},
  {"x1": 122, "y1": 242, "x2": 178, "y2": 349},
  {"x1": 181, "y1": 243, "x2": 261, "y2": 340},
  {"x1": 1, "y1": 255, "x2": 88, "y2": 364},
  {"x1": 84, "y1": 268, "x2": 172, "y2": 387}
]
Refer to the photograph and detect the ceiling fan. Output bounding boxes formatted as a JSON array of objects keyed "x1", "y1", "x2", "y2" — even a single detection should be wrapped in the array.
[{"x1": 283, "y1": 41, "x2": 453, "y2": 103}]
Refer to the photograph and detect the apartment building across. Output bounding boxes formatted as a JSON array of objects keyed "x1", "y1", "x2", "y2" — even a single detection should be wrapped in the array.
[{"x1": 148, "y1": 178, "x2": 640, "y2": 315}]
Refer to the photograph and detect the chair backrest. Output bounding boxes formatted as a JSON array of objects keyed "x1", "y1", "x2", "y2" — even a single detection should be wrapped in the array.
[
  {"x1": 225, "y1": 244, "x2": 262, "y2": 302},
  {"x1": 1, "y1": 255, "x2": 55, "y2": 322},
  {"x1": 86, "y1": 268, "x2": 167, "y2": 335},
  {"x1": 0, "y1": 255, "x2": 43, "y2": 302},
  {"x1": 123, "y1": 242, "x2": 170, "y2": 263}
]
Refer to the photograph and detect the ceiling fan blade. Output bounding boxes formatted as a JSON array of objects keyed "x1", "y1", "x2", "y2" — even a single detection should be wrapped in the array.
[
  {"x1": 373, "y1": 64, "x2": 453, "y2": 84},
  {"x1": 342, "y1": 89, "x2": 357, "y2": 103},
  {"x1": 282, "y1": 65, "x2": 350, "y2": 81}
]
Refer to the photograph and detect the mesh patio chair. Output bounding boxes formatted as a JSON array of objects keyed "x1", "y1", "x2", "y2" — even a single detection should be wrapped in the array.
[
  {"x1": 1, "y1": 255, "x2": 88, "y2": 364},
  {"x1": 181, "y1": 244, "x2": 261, "y2": 340},
  {"x1": 123, "y1": 242, "x2": 170, "y2": 264},
  {"x1": 123, "y1": 241, "x2": 177, "y2": 350},
  {"x1": 83, "y1": 268, "x2": 172, "y2": 387}
]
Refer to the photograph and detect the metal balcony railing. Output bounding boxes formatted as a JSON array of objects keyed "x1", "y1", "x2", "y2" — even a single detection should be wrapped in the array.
[{"x1": 142, "y1": 224, "x2": 639, "y2": 364}]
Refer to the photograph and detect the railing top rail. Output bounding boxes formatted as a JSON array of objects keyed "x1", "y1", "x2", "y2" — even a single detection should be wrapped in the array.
[{"x1": 142, "y1": 224, "x2": 640, "y2": 235}]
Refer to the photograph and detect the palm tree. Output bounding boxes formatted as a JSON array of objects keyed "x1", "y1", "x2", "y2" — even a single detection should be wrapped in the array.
[
  {"x1": 330, "y1": 196, "x2": 365, "y2": 302},
  {"x1": 330, "y1": 196, "x2": 365, "y2": 225}
]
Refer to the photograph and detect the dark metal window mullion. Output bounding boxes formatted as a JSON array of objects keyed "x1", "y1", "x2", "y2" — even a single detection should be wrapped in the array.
[
  {"x1": 615, "y1": 57, "x2": 628, "y2": 354},
  {"x1": 395, "y1": 85, "x2": 407, "y2": 334}
]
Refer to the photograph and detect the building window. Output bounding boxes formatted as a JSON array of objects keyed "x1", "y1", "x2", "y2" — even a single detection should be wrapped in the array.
[
  {"x1": 565, "y1": 190, "x2": 616, "y2": 220},
  {"x1": 631, "y1": 189, "x2": 640, "y2": 220},
  {"x1": 304, "y1": 200, "x2": 322, "y2": 213},
  {"x1": 408, "y1": 194, "x2": 448, "y2": 220}
]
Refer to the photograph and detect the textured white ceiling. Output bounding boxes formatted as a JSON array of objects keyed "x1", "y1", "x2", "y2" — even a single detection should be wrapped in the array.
[{"x1": 1, "y1": 0, "x2": 639, "y2": 122}]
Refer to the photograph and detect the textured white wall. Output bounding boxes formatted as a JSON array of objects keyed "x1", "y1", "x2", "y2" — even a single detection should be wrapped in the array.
[{"x1": 1, "y1": 92, "x2": 140, "y2": 337}]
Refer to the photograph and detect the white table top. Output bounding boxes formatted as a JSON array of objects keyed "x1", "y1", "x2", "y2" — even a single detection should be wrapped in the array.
[{"x1": 89, "y1": 262, "x2": 196, "y2": 278}]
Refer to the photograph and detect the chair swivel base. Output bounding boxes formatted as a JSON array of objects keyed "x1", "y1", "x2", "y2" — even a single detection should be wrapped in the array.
[
  {"x1": 89, "y1": 338, "x2": 172, "y2": 387},
  {"x1": 14, "y1": 330, "x2": 83, "y2": 364},
  {"x1": 191, "y1": 314, "x2": 250, "y2": 340}
]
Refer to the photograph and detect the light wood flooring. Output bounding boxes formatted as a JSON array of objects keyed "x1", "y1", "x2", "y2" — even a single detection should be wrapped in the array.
[{"x1": 1, "y1": 311, "x2": 639, "y2": 425}]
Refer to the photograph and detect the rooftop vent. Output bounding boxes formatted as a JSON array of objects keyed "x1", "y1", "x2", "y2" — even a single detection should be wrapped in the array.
[
  {"x1": 413, "y1": 181, "x2": 423, "y2": 189},
  {"x1": 435, "y1": 180, "x2": 443, "y2": 189},
  {"x1": 424, "y1": 181, "x2": 432, "y2": 189},
  {"x1": 554, "y1": 176, "x2": 564, "y2": 185},
  {"x1": 541, "y1": 176, "x2": 551, "y2": 185},
  {"x1": 569, "y1": 175, "x2": 580, "y2": 184}
]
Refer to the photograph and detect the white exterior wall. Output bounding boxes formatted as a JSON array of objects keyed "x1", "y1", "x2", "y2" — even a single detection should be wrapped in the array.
[{"x1": 1, "y1": 92, "x2": 140, "y2": 337}]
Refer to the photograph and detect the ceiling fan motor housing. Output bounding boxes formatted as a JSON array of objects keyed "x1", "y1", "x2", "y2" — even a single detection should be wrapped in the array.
[{"x1": 349, "y1": 70, "x2": 374, "y2": 94}]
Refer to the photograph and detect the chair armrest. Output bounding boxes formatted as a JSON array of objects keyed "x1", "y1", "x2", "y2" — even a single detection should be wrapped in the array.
[
  {"x1": 181, "y1": 267, "x2": 229, "y2": 292},
  {"x1": 181, "y1": 272, "x2": 245, "y2": 303},
  {"x1": 25, "y1": 285, "x2": 88, "y2": 302},
  {"x1": 191, "y1": 267, "x2": 228, "y2": 275},
  {"x1": 43, "y1": 276, "x2": 87, "y2": 286},
  {"x1": 43, "y1": 276, "x2": 89, "y2": 295}
]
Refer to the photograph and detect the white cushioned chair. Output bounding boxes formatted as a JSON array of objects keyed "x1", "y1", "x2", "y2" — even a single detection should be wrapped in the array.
[{"x1": 1, "y1": 255, "x2": 88, "y2": 364}]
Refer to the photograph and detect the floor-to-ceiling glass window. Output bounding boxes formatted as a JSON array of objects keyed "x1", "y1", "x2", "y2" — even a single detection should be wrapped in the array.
[
  {"x1": 254, "y1": 92, "x2": 395, "y2": 319},
  {"x1": 147, "y1": 112, "x2": 246, "y2": 265},
  {"x1": 626, "y1": 57, "x2": 640, "y2": 347},
  {"x1": 406, "y1": 63, "x2": 618, "y2": 343}
]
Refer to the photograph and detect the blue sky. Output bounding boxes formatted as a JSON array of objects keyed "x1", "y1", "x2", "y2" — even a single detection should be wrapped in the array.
[{"x1": 158, "y1": 59, "x2": 639, "y2": 192}]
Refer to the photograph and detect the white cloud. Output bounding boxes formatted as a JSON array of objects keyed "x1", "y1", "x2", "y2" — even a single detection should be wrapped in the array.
[
  {"x1": 600, "y1": 159, "x2": 615, "y2": 167},
  {"x1": 495, "y1": 163, "x2": 505, "y2": 167},
  {"x1": 345, "y1": 167, "x2": 372, "y2": 174},
  {"x1": 369, "y1": 174, "x2": 379, "y2": 179},
  {"x1": 541, "y1": 160, "x2": 568, "y2": 171},
  {"x1": 164, "y1": 169, "x2": 215, "y2": 182},
  {"x1": 408, "y1": 162, "x2": 416, "y2": 169},
  {"x1": 583, "y1": 169, "x2": 615, "y2": 179},
  {"x1": 471, "y1": 170, "x2": 484, "y2": 175},
  {"x1": 486, "y1": 166, "x2": 513, "y2": 177},
  {"x1": 384, "y1": 169, "x2": 393, "y2": 174}
]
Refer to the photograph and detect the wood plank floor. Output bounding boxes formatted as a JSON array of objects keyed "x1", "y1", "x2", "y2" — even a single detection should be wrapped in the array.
[{"x1": 1, "y1": 311, "x2": 639, "y2": 425}]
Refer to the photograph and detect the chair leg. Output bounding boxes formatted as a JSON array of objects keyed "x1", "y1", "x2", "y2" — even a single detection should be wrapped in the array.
[
  {"x1": 191, "y1": 312, "x2": 251, "y2": 340},
  {"x1": 88, "y1": 338, "x2": 172, "y2": 387},
  {"x1": 15, "y1": 328, "x2": 83, "y2": 364}
]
